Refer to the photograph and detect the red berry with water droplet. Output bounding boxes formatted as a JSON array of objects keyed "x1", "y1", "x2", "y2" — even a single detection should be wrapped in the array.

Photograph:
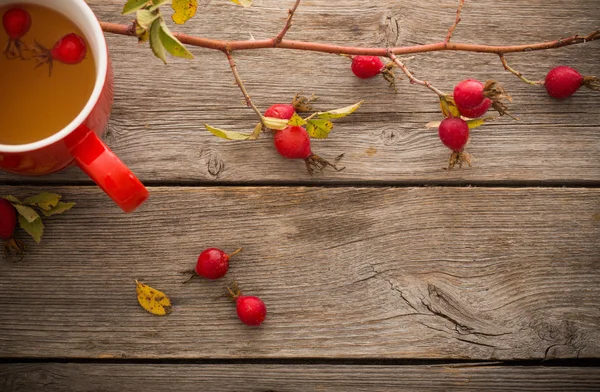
[
  {"x1": 2, "y1": 7, "x2": 30, "y2": 40},
  {"x1": 195, "y1": 248, "x2": 242, "y2": 280},
  {"x1": 544, "y1": 66, "x2": 584, "y2": 99},
  {"x1": 264, "y1": 104, "x2": 295, "y2": 120},
  {"x1": 236, "y1": 295, "x2": 267, "y2": 326},
  {"x1": 438, "y1": 117, "x2": 469, "y2": 152},
  {"x1": 351, "y1": 55, "x2": 385, "y2": 79},
  {"x1": 457, "y1": 98, "x2": 492, "y2": 119},
  {"x1": 453, "y1": 79, "x2": 485, "y2": 110},
  {"x1": 274, "y1": 125, "x2": 313, "y2": 160}
]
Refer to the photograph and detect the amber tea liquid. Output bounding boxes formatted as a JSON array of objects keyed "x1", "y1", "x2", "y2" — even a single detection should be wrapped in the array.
[{"x1": 0, "y1": 3, "x2": 95, "y2": 145}]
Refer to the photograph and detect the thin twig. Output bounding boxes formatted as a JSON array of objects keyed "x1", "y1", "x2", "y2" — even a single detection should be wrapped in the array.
[
  {"x1": 499, "y1": 54, "x2": 544, "y2": 85},
  {"x1": 224, "y1": 51, "x2": 265, "y2": 125},
  {"x1": 387, "y1": 51, "x2": 446, "y2": 97},
  {"x1": 445, "y1": 0, "x2": 465, "y2": 44},
  {"x1": 100, "y1": 22, "x2": 600, "y2": 56},
  {"x1": 274, "y1": 0, "x2": 302, "y2": 46}
]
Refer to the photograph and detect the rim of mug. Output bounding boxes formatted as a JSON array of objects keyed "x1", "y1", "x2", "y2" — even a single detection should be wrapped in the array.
[{"x1": 0, "y1": 0, "x2": 108, "y2": 153}]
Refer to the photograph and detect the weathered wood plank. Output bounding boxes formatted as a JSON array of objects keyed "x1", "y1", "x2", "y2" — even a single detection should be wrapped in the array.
[
  {"x1": 0, "y1": 186, "x2": 598, "y2": 359},
  {"x1": 2, "y1": 364, "x2": 600, "y2": 392},
  {"x1": 1, "y1": 0, "x2": 599, "y2": 184}
]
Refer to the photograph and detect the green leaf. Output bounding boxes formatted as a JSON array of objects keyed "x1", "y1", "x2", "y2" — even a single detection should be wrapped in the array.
[
  {"x1": 262, "y1": 117, "x2": 288, "y2": 130},
  {"x1": 14, "y1": 204, "x2": 40, "y2": 223},
  {"x1": 24, "y1": 192, "x2": 61, "y2": 211},
  {"x1": 171, "y1": 0, "x2": 198, "y2": 24},
  {"x1": 18, "y1": 215, "x2": 44, "y2": 243},
  {"x1": 307, "y1": 119, "x2": 334, "y2": 139},
  {"x1": 288, "y1": 113, "x2": 307, "y2": 127},
  {"x1": 2, "y1": 195, "x2": 21, "y2": 204},
  {"x1": 149, "y1": 19, "x2": 167, "y2": 63},
  {"x1": 148, "y1": 0, "x2": 169, "y2": 11},
  {"x1": 123, "y1": 0, "x2": 150, "y2": 15},
  {"x1": 204, "y1": 124, "x2": 253, "y2": 140},
  {"x1": 159, "y1": 21, "x2": 194, "y2": 59},
  {"x1": 230, "y1": 0, "x2": 253, "y2": 7},
  {"x1": 136, "y1": 9, "x2": 159, "y2": 30},
  {"x1": 440, "y1": 95, "x2": 460, "y2": 118},
  {"x1": 316, "y1": 101, "x2": 363, "y2": 119},
  {"x1": 41, "y1": 202, "x2": 76, "y2": 217}
]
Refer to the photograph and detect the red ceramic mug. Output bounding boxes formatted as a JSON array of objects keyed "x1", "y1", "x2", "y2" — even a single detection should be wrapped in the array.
[{"x1": 0, "y1": 0, "x2": 148, "y2": 213}]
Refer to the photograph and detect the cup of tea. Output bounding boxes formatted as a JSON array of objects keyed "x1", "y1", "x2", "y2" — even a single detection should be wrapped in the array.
[{"x1": 0, "y1": 0, "x2": 148, "y2": 213}]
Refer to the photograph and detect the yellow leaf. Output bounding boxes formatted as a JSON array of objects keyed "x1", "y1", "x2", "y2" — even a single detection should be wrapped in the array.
[
  {"x1": 230, "y1": 0, "x2": 253, "y2": 7},
  {"x1": 466, "y1": 116, "x2": 496, "y2": 129},
  {"x1": 439, "y1": 95, "x2": 460, "y2": 118},
  {"x1": 171, "y1": 0, "x2": 198, "y2": 24},
  {"x1": 135, "y1": 280, "x2": 172, "y2": 316},
  {"x1": 316, "y1": 101, "x2": 363, "y2": 119}
]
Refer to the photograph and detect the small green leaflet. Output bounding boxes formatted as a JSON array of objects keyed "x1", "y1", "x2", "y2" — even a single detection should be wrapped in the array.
[
  {"x1": 41, "y1": 202, "x2": 76, "y2": 217},
  {"x1": 229, "y1": 0, "x2": 253, "y2": 7},
  {"x1": 288, "y1": 113, "x2": 307, "y2": 127},
  {"x1": 24, "y1": 192, "x2": 61, "y2": 211},
  {"x1": 2, "y1": 195, "x2": 21, "y2": 204},
  {"x1": 18, "y1": 216, "x2": 44, "y2": 244},
  {"x1": 159, "y1": 21, "x2": 194, "y2": 59},
  {"x1": 307, "y1": 119, "x2": 334, "y2": 139},
  {"x1": 262, "y1": 117, "x2": 288, "y2": 130},
  {"x1": 316, "y1": 101, "x2": 363, "y2": 119},
  {"x1": 14, "y1": 204, "x2": 40, "y2": 223},
  {"x1": 122, "y1": 0, "x2": 150, "y2": 15},
  {"x1": 149, "y1": 0, "x2": 169, "y2": 11},
  {"x1": 171, "y1": 0, "x2": 198, "y2": 24},
  {"x1": 149, "y1": 19, "x2": 167, "y2": 63},
  {"x1": 136, "y1": 9, "x2": 159, "y2": 30},
  {"x1": 204, "y1": 124, "x2": 253, "y2": 140}
]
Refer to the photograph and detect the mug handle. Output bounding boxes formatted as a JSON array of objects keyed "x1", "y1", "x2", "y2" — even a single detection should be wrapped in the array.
[{"x1": 69, "y1": 127, "x2": 149, "y2": 213}]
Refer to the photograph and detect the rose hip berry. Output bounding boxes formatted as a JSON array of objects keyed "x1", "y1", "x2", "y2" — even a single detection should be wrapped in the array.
[
  {"x1": 351, "y1": 56, "x2": 385, "y2": 79},
  {"x1": 543, "y1": 66, "x2": 600, "y2": 99},
  {"x1": 457, "y1": 98, "x2": 492, "y2": 119},
  {"x1": 236, "y1": 295, "x2": 267, "y2": 326},
  {"x1": 195, "y1": 247, "x2": 242, "y2": 280},
  {"x1": 0, "y1": 198, "x2": 25, "y2": 259},
  {"x1": 2, "y1": 7, "x2": 31, "y2": 59},
  {"x1": 264, "y1": 104, "x2": 295, "y2": 120},
  {"x1": 274, "y1": 125, "x2": 313, "y2": 160},
  {"x1": 34, "y1": 33, "x2": 87, "y2": 75},
  {"x1": 453, "y1": 79, "x2": 485, "y2": 110},
  {"x1": 0, "y1": 199, "x2": 17, "y2": 240},
  {"x1": 227, "y1": 282, "x2": 267, "y2": 326},
  {"x1": 438, "y1": 117, "x2": 469, "y2": 152}
]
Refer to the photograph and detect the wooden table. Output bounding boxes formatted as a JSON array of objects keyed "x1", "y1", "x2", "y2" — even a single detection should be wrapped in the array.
[{"x1": 1, "y1": 1, "x2": 600, "y2": 390}]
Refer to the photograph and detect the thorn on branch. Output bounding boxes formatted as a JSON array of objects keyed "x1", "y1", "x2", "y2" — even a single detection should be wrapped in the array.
[
  {"x1": 274, "y1": 0, "x2": 302, "y2": 46},
  {"x1": 445, "y1": 0, "x2": 465, "y2": 44}
]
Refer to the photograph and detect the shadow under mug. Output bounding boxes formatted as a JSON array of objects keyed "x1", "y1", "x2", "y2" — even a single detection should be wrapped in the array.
[{"x1": 0, "y1": 0, "x2": 149, "y2": 213}]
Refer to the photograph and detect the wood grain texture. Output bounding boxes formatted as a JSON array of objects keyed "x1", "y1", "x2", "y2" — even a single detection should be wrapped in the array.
[
  {"x1": 2, "y1": 364, "x2": 600, "y2": 392},
  {"x1": 0, "y1": 186, "x2": 598, "y2": 360},
  {"x1": 1, "y1": 0, "x2": 599, "y2": 184}
]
